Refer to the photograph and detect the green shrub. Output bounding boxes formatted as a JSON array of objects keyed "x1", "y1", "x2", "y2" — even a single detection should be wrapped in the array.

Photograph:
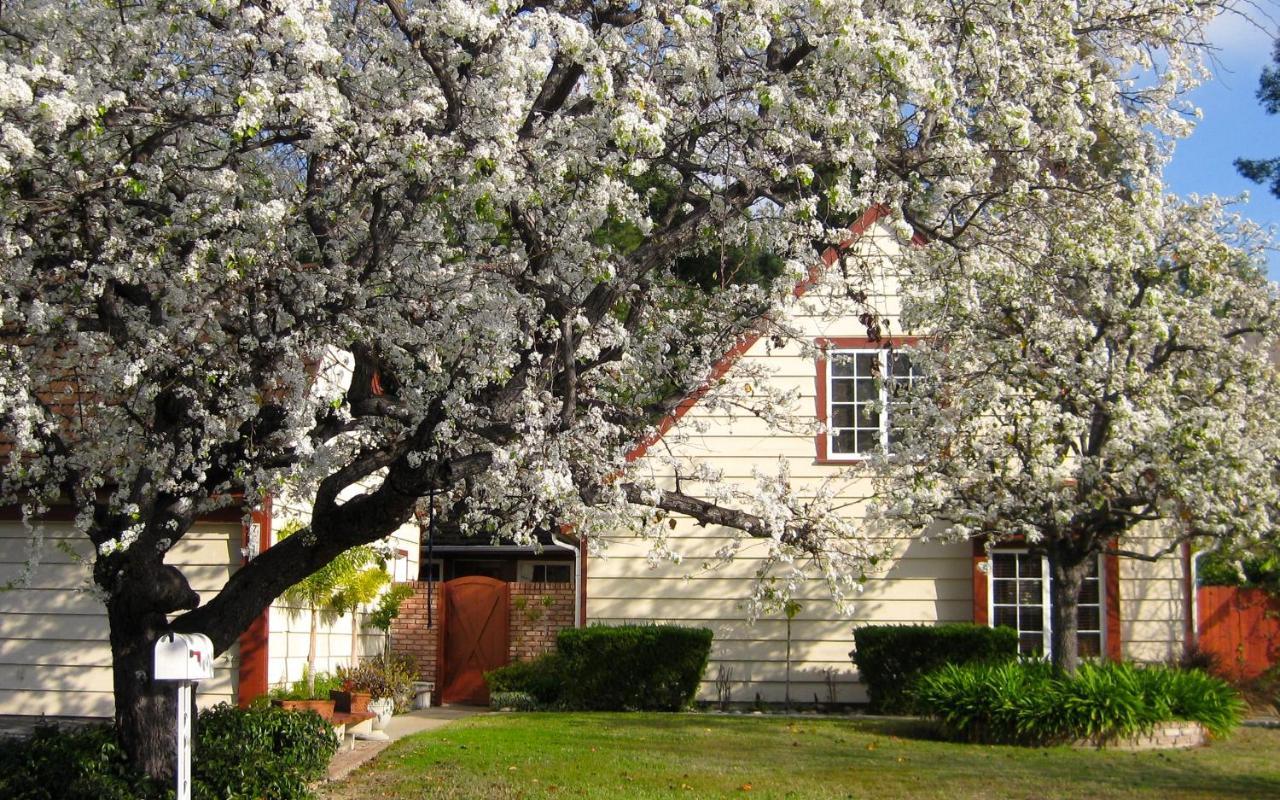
[
  {"x1": 850, "y1": 623, "x2": 1019, "y2": 713},
  {"x1": 556, "y1": 624, "x2": 713, "y2": 711},
  {"x1": 490, "y1": 691, "x2": 541, "y2": 711},
  {"x1": 194, "y1": 702, "x2": 338, "y2": 800},
  {"x1": 484, "y1": 653, "x2": 566, "y2": 705},
  {"x1": 0, "y1": 723, "x2": 164, "y2": 800},
  {"x1": 913, "y1": 660, "x2": 1244, "y2": 745}
]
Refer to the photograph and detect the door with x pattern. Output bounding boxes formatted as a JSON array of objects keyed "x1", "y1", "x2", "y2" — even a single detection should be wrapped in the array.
[{"x1": 440, "y1": 576, "x2": 510, "y2": 705}]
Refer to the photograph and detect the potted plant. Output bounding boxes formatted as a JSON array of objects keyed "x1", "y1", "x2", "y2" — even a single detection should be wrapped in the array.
[
  {"x1": 339, "y1": 654, "x2": 417, "y2": 730},
  {"x1": 269, "y1": 669, "x2": 340, "y2": 721}
]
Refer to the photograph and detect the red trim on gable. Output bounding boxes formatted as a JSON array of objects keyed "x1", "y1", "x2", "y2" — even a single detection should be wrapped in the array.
[
  {"x1": 237, "y1": 497, "x2": 272, "y2": 707},
  {"x1": 626, "y1": 205, "x2": 894, "y2": 463}
]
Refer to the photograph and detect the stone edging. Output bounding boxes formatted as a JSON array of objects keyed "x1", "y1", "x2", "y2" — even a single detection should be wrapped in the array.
[{"x1": 1074, "y1": 720, "x2": 1206, "y2": 751}]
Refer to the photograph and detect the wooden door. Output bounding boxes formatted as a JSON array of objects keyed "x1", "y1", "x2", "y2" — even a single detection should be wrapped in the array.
[{"x1": 439, "y1": 576, "x2": 510, "y2": 705}]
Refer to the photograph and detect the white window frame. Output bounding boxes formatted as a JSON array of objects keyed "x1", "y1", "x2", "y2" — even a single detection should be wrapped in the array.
[
  {"x1": 824, "y1": 348, "x2": 919, "y2": 460},
  {"x1": 517, "y1": 560, "x2": 573, "y2": 583},
  {"x1": 987, "y1": 549, "x2": 1105, "y2": 659}
]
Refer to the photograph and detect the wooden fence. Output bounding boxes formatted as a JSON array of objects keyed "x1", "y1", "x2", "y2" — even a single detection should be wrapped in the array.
[{"x1": 1196, "y1": 586, "x2": 1280, "y2": 682}]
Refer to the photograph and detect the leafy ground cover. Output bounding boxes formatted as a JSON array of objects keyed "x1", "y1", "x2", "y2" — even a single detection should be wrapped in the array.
[{"x1": 319, "y1": 713, "x2": 1280, "y2": 800}]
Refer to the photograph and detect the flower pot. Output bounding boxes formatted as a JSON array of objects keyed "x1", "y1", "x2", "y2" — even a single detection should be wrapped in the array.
[
  {"x1": 330, "y1": 689, "x2": 373, "y2": 714},
  {"x1": 272, "y1": 698, "x2": 336, "y2": 721},
  {"x1": 368, "y1": 697, "x2": 394, "y2": 730}
]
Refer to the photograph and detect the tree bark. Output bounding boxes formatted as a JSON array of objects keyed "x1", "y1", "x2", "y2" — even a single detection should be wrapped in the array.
[
  {"x1": 107, "y1": 601, "x2": 178, "y2": 782},
  {"x1": 1048, "y1": 545, "x2": 1092, "y2": 675}
]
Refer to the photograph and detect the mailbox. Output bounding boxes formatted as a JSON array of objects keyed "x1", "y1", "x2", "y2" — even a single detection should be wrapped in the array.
[{"x1": 154, "y1": 633, "x2": 215, "y2": 681}]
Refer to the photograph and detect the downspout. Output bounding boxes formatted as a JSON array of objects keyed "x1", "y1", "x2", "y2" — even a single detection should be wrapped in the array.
[
  {"x1": 1189, "y1": 546, "x2": 1216, "y2": 646},
  {"x1": 549, "y1": 533, "x2": 582, "y2": 627}
]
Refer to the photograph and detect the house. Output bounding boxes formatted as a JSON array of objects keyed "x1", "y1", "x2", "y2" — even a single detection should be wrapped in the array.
[
  {"x1": 0, "y1": 208, "x2": 1193, "y2": 718},
  {"x1": 389, "y1": 207, "x2": 1193, "y2": 707}
]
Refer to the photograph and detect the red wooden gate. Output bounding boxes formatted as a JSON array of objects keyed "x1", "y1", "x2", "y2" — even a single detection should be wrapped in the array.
[
  {"x1": 439, "y1": 576, "x2": 510, "y2": 705},
  {"x1": 1197, "y1": 586, "x2": 1280, "y2": 682}
]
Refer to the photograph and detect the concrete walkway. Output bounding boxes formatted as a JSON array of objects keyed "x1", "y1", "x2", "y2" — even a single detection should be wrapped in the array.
[{"x1": 325, "y1": 706, "x2": 482, "y2": 782}]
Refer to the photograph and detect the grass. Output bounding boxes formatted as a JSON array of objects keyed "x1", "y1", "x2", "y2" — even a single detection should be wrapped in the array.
[{"x1": 319, "y1": 713, "x2": 1280, "y2": 800}]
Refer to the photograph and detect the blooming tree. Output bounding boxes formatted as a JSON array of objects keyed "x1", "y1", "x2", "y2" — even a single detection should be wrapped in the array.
[
  {"x1": 873, "y1": 196, "x2": 1280, "y2": 673},
  {"x1": 0, "y1": 0, "x2": 1226, "y2": 776}
]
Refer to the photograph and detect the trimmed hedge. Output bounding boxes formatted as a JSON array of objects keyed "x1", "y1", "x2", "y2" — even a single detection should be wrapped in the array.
[
  {"x1": 557, "y1": 625, "x2": 713, "y2": 711},
  {"x1": 913, "y1": 660, "x2": 1244, "y2": 745},
  {"x1": 484, "y1": 653, "x2": 566, "y2": 706},
  {"x1": 850, "y1": 623, "x2": 1018, "y2": 712}
]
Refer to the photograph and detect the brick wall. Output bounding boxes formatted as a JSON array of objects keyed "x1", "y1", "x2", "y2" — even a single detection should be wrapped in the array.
[
  {"x1": 390, "y1": 581, "x2": 443, "y2": 685},
  {"x1": 509, "y1": 581, "x2": 576, "y2": 662},
  {"x1": 389, "y1": 580, "x2": 576, "y2": 693}
]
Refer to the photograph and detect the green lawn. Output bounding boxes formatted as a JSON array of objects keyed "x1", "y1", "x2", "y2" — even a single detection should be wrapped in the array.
[{"x1": 320, "y1": 713, "x2": 1280, "y2": 800}]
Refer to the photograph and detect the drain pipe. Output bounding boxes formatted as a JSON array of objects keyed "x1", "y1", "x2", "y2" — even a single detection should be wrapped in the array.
[
  {"x1": 1189, "y1": 546, "x2": 1217, "y2": 646},
  {"x1": 550, "y1": 533, "x2": 582, "y2": 628}
]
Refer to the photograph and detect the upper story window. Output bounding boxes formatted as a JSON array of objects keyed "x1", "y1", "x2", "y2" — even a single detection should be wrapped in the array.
[{"x1": 819, "y1": 346, "x2": 921, "y2": 460}]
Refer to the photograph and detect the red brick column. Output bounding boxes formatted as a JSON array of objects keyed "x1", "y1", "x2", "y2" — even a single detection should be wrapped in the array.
[
  {"x1": 390, "y1": 581, "x2": 442, "y2": 686},
  {"x1": 509, "y1": 582, "x2": 576, "y2": 662}
]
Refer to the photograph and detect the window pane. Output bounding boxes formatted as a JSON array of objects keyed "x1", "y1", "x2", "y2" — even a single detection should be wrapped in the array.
[
  {"x1": 854, "y1": 429, "x2": 878, "y2": 453},
  {"x1": 831, "y1": 406, "x2": 855, "y2": 429},
  {"x1": 855, "y1": 377, "x2": 878, "y2": 402},
  {"x1": 890, "y1": 352, "x2": 913, "y2": 377},
  {"x1": 1018, "y1": 557, "x2": 1042, "y2": 578},
  {"x1": 856, "y1": 352, "x2": 879, "y2": 376},
  {"x1": 832, "y1": 430, "x2": 856, "y2": 453},
  {"x1": 1019, "y1": 606, "x2": 1043, "y2": 632},
  {"x1": 993, "y1": 580, "x2": 1017, "y2": 605},
  {"x1": 993, "y1": 606, "x2": 1018, "y2": 629},
  {"x1": 856, "y1": 404, "x2": 879, "y2": 427},
  {"x1": 1078, "y1": 633, "x2": 1101, "y2": 658},
  {"x1": 991, "y1": 554, "x2": 1017, "y2": 579},
  {"x1": 831, "y1": 355, "x2": 856, "y2": 377},
  {"x1": 1078, "y1": 580, "x2": 1099, "y2": 605},
  {"x1": 831, "y1": 379, "x2": 855, "y2": 402},
  {"x1": 1077, "y1": 606, "x2": 1101, "y2": 632},
  {"x1": 1018, "y1": 580, "x2": 1042, "y2": 605},
  {"x1": 544, "y1": 564, "x2": 571, "y2": 582},
  {"x1": 1019, "y1": 634, "x2": 1044, "y2": 656}
]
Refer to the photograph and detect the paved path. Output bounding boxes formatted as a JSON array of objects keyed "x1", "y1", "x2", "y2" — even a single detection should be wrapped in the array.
[{"x1": 325, "y1": 706, "x2": 482, "y2": 782}]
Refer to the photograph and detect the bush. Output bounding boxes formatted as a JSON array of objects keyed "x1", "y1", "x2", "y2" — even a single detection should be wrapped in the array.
[
  {"x1": 850, "y1": 623, "x2": 1018, "y2": 713},
  {"x1": 913, "y1": 660, "x2": 1244, "y2": 745},
  {"x1": 556, "y1": 624, "x2": 713, "y2": 711},
  {"x1": 337, "y1": 653, "x2": 418, "y2": 711},
  {"x1": 194, "y1": 702, "x2": 338, "y2": 800},
  {"x1": 484, "y1": 653, "x2": 566, "y2": 705},
  {"x1": 490, "y1": 691, "x2": 541, "y2": 711},
  {"x1": 0, "y1": 723, "x2": 164, "y2": 800}
]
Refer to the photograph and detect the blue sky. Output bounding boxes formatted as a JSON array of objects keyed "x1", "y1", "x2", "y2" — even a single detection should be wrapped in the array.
[{"x1": 1163, "y1": 10, "x2": 1280, "y2": 280}]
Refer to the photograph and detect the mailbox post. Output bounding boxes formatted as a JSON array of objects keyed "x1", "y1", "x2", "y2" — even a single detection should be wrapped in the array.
[{"x1": 154, "y1": 632, "x2": 214, "y2": 800}]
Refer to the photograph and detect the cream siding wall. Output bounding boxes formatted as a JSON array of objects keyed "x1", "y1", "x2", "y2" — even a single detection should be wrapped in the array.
[
  {"x1": 589, "y1": 223, "x2": 974, "y2": 703},
  {"x1": 1119, "y1": 530, "x2": 1188, "y2": 663},
  {"x1": 0, "y1": 522, "x2": 241, "y2": 717}
]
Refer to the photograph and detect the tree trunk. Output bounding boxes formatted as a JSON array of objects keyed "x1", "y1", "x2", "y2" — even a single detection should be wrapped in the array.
[
  {"x1": 307, "y1": 604, "x2": 319, "y2": 695},
  {"x1": 108, "y1": 602, "x2": 178, "y2": 782},
  {"x1": 1048, "y1": 547, "x2": 1092, "y2": 675}
]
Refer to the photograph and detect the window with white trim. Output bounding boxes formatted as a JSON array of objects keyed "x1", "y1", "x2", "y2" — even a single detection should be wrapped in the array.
[
  {"x1": 989, "y1": 551, "x2": 1103, "y2": 658},
  {"x1": 517, "y1": 561, "x2": 573, "y2": 583},
  {"x1": 826, "y1": 349, "x2": 921, "y2": 457}
]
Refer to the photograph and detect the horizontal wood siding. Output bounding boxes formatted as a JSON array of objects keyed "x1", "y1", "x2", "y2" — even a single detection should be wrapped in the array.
[
  {"x1": 0, "y1": 521, "x2": 242, "y2": 717},
  {"x1": 591, "y1": 224, "x2": 977, "y2": 704}
]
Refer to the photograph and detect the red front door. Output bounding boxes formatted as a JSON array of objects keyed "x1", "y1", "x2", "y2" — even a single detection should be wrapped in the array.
[{"x1": 439, "y1": 576, "x2": 510, "y2": 705}]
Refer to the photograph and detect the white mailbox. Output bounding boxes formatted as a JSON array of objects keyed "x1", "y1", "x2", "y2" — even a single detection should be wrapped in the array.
[{"x1": 154, "y1": 633, "x2": 215, "y2": 682}]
